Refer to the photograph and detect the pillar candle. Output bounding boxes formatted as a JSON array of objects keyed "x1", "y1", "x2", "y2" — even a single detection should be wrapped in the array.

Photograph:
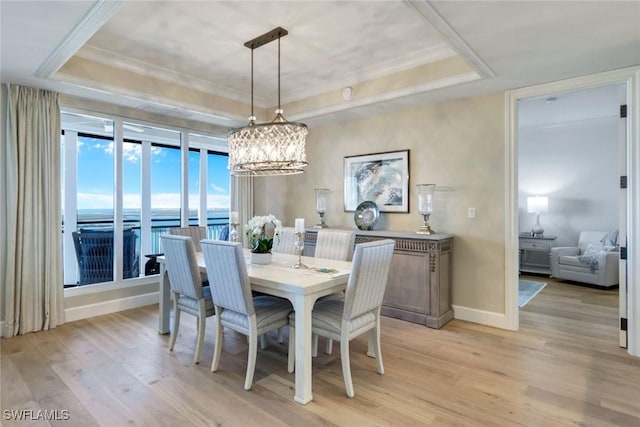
[{"x1": 295, "y1": 218, "x2": 305, "y2": 233}]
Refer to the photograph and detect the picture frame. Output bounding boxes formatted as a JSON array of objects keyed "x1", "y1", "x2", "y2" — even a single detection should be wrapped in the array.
[{"x1": 343, "y1": 150, "x2": 409, "y2": 212}]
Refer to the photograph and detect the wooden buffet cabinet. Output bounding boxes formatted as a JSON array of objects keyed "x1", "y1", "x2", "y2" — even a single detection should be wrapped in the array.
[{"x1": 304, "y1": 229, "x2": 453, "y2": 329}]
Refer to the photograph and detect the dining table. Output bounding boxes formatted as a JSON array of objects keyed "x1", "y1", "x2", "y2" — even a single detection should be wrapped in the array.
[{"x1": 156, "y1": 249, "x2": 352, "y2": 405}]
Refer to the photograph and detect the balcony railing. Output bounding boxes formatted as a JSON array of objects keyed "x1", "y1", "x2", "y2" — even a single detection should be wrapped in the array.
[
  {"x1": 65, "y1": 216, "x2": 230, "y2": 286},
  {"x1": 72, "y1": 217, "x2": 229, "y2": 250}
]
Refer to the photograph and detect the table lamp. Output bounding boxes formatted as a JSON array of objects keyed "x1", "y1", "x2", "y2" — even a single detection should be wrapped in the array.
[{"x1": 527, "y1": 195, "x2": 548, "y2": 237}]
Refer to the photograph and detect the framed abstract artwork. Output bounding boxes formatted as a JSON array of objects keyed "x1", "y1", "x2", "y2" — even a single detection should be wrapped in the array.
[{"x1": 343, "y1": 150, "x2": 409, "y2": 212}]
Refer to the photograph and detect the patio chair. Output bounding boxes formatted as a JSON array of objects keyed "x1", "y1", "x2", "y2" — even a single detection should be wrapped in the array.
[{"x1": 72, "y1": 228, "x2": 139, "y2": 285}]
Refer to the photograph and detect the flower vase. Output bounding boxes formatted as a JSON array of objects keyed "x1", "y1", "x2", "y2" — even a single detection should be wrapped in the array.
[{"x1": 250, "y1": 252, "x2": 272, "y2": 265}]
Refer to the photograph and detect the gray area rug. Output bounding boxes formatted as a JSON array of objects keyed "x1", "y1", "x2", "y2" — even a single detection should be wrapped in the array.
[{"x1": 519, "y1": 279, "x2": 547, "y2": 307}]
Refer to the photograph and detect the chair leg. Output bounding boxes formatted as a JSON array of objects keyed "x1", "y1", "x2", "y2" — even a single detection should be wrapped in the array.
[
  {"x1": 287, "y1": 325, "x2": 295, "y2": 373},
  {"x1": 340, "y1": 337, "x2": 354, "y2": 398},
  {"x1": 325, "y1": 338, "x2": 333, "y2": 355},
  {"x1": 211, "y1": 307, "x2": 224, "y2": 372},
  {"x1": 278, "y1": 327, "x2": 284, "y2": 344},
  {"x1": 194, "y1": 300, "x2": 206, "y2": 364},
  {"x1": 373, "y1": 319, "x2": 384, "y2": 374},
  {"x1": 245, "y1": 318, "x2": 258, "y2": 391},
  {"x1": 169, "y1": 294, "x2": 180, "y2": 351},
  {"x1": 259, "y1": 334, "x2": 267, "y2": 350}
]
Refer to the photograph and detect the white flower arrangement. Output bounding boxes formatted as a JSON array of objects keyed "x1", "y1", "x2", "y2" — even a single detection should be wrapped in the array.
[{"x1": 246, "y1": 214, "x2": 282, "y2": 253}]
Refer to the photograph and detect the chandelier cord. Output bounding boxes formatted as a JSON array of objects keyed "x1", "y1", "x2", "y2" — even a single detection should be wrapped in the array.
[
  {"x1": 277, "y1": 34, "x2": 281, "y2": 110},
  {"x1": 251, "y1": 48, "x2": 254, "y2": 119}
]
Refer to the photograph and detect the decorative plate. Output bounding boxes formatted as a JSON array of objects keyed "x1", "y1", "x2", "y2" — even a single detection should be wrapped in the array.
[{"x1": 354, "y1": 201, "x2": 380, "y2": 230}]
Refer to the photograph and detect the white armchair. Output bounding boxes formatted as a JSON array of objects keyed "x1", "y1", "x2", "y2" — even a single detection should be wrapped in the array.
[{"x1": 550, "y1": 231, "x2": 619, "y2": 288}]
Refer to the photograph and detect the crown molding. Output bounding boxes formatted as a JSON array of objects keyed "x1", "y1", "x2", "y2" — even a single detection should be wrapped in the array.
[
  {"x1": 35, "y1": 0, "x2": 125, "y2": 78},
  {"x1": 407, "y1": 0, "x2": 495, "y2": 78},
  {"x1": 74, "y1": 44, "x2": 265, "y2": 106},
  {"x1": 290, "y1": 71, "x2": 480, "y2": 122}
]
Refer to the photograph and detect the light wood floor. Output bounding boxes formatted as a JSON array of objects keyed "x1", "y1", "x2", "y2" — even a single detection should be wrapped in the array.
[{"x1": 2, "y1": 279, "x2": 639, "y2": 426}]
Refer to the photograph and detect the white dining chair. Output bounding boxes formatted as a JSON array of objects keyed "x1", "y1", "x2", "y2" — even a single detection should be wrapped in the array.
[
  {"x1": 264, "y1": 226, "x2": 297, "y2": 344},
  {"x1": 160, "y1": 235, "x2": 216, "y2": 364},
  {"x1": 313, "y1": 229, "x2": 356, "y2": 354},
  {"x1": 200, "y1": 240, "x2": 293, "y2": 391},
  {"x1": 288, "y1": 239, "x2": 395, "y2": 397},
  {"x1": 314, "y1": 229, "x2": 356, "y2": 261},
  {"x1": 271, "y1": 226, "x2": 298, "y2": 255},
  {"x1": 169, "y1": 226, "x2": 207, "y2": 252}
]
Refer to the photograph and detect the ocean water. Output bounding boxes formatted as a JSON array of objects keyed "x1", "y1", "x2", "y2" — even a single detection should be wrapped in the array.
[{"x1": 72, "y1": 209, "x2": 229, "y2": 227}]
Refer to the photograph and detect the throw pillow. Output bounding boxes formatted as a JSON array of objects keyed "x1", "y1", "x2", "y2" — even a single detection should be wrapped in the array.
[{"x1": 600, "y1": 229, "x2": 619, "y2": 248}]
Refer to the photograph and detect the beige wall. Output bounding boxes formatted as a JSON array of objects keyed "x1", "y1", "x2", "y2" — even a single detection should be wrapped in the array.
[
  {"x1": 255, "y1": 92, "x2": 506, "y2": 313},
  {"x1": 1, "y1": 86, "x2": 506, "y2": 327}
]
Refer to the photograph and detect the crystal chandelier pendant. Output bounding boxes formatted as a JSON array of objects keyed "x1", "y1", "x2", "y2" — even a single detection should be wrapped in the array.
[{"x1": 228, "y1": 27, "x2": 308, "y2": 176}]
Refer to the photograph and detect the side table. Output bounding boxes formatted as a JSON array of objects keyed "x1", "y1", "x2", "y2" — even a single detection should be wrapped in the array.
[{"x1": 519, "y1": 234, "x2": 557, "y2": 276}]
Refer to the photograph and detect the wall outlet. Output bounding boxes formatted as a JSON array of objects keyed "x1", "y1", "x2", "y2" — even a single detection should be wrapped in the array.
[{"x1": 468, "y1": 207, "x2": 476, "y2": 218}]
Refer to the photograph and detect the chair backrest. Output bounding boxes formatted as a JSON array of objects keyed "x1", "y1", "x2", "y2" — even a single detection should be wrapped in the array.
[
  {"x1": 160, "y1": 235, "x2": 204, "y2": 300},
  {"x1": 201, "y1": 240, "x2": 254, "y2": 316},
  {"x1": 72, "y1": 228, "x2": 139, "y2": 285},
  {"x1": 272, "y1": 226, "x2": 298, "y2": 254},
  {"x1": 315, "y1": 229, "x2": 356, "y2": 261},
  {"x1": 343, "y1": 239, "x2": 395, "y2": 320},
  {"x1": 170, "y1": 226, "x2": 207, "y2": 251}
]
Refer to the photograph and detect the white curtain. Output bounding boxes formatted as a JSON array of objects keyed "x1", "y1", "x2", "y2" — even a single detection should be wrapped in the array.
[
  {"x1": 1, "y1": 84, "x2": 63, "y2": 337},
  {"x1": 230, "y1": 176, "x2": 253, "y2": 248}
]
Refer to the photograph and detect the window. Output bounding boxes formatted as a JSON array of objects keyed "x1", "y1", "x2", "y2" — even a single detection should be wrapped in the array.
[
  {"x1": 188, "y1": 148, "x2": 200, "y2": 226},
  {"x1": 61, "y1": 112, "x2": 229, "y2": 287}
]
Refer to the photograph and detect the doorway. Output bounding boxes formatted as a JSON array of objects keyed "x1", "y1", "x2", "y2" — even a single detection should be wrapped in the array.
[
  {"x1": 505, "y1": 67, "x2": 640, "y2": 357},
  {"x1": 517, "y1": 84, "x2": 623, "y2": 345}
]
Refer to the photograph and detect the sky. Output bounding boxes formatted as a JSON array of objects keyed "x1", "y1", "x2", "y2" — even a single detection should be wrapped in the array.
[{"x1": 73, "y1": 136, "x2": 230, "y2": 212}]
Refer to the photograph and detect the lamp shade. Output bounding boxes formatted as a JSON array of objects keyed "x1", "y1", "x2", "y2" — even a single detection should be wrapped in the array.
[{"x1": 527, "y1": 196, "x2": 548, "y2": 214}]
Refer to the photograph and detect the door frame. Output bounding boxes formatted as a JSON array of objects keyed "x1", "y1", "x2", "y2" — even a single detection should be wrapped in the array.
[{"x1": 505, "y1": 66, "x2": 640, "y2": 357}]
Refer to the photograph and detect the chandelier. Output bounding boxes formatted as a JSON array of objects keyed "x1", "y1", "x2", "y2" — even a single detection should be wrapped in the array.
[{"x1": 228, "y1": 27, "x2": 308, "y2": 176}]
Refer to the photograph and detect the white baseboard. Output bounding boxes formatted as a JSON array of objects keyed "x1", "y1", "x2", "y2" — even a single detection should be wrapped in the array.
[
  {"x1": 453, "y1": 304, "x2": 514, "y2": 330},
  {"x1": 64, "y1": 292, "x2": 159, "y2": 324}
]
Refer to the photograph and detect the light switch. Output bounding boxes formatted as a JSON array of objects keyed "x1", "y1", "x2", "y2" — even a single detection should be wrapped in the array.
[{"x1": 468, "y1": 207, "x2": 476, "y2": 218}]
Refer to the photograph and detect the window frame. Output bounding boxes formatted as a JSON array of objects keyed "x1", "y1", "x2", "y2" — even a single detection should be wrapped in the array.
[{"x1": 61, "y1": 108, "x2": 229, "y2": 296}]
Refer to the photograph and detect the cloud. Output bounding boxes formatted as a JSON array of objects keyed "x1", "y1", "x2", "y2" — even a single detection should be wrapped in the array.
[
  {"x1": 151, "y1": 193, "x2": 181, "y2": 209},
  {"x1": 122, "y1": 143, "x2": 141, "y2": 163},
  {"x1": 77, "y1": 192, "x2": 113, "y2": 209},
  {"x1": 210, "y1": 183, "x2": 226, "y2": 193},
  {"x1": 81, "y1": 140, "x2": 165, "y2": 164},
  {"x1": 207, "y1": 194, "x2": 230, "y2": 210},
  {"x1": 76, "y1": 192, "x2": 230, "y2": 211}
]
